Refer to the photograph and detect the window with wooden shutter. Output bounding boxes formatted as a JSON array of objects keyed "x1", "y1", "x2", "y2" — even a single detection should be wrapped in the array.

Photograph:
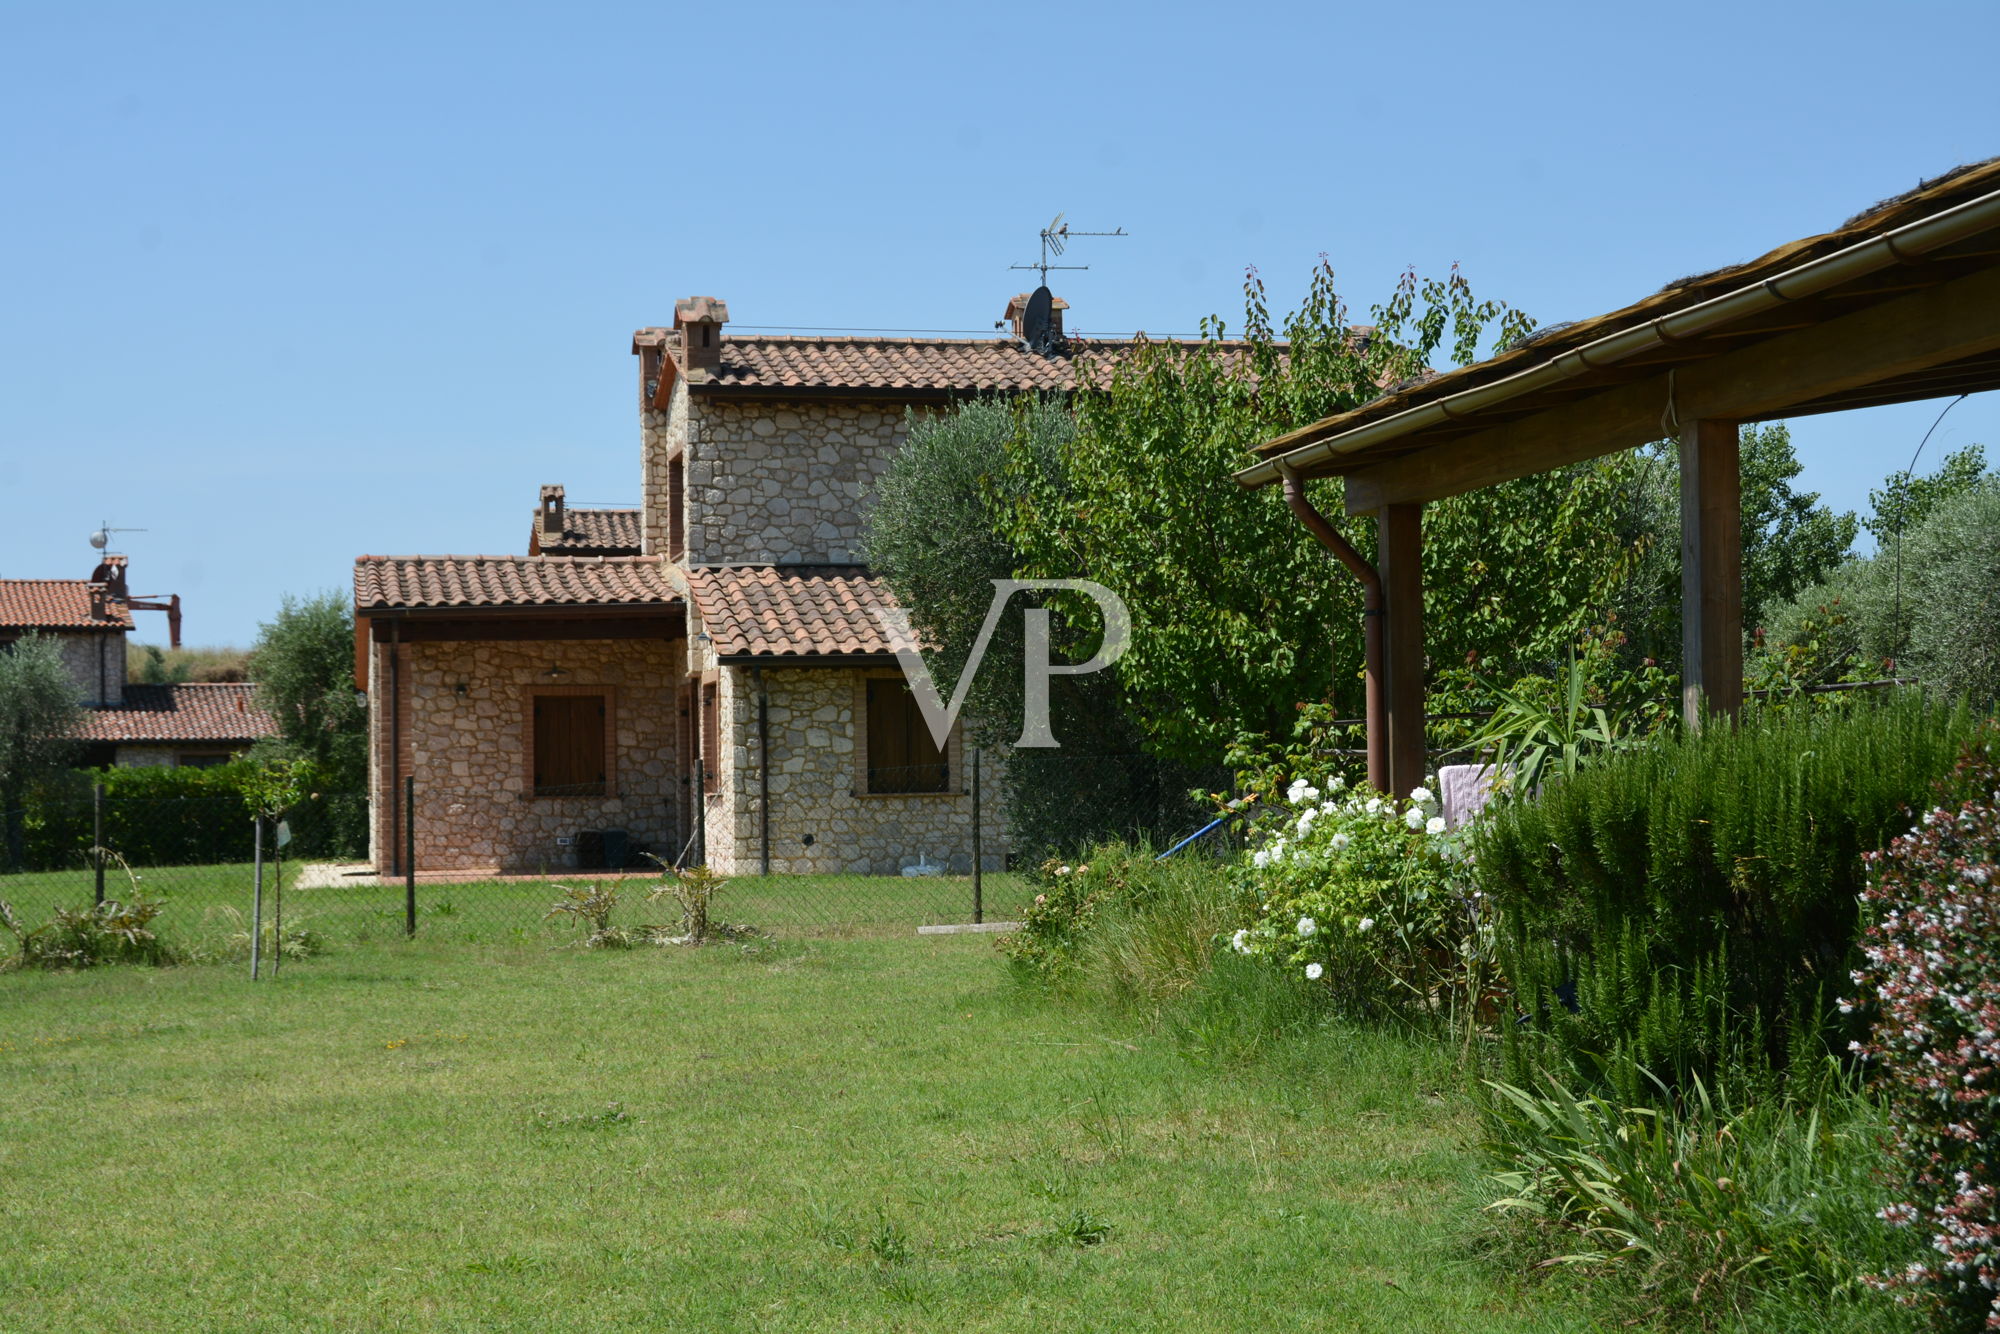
[
  {"x1": 700, "y1": 682, "x2": 720, "y2": 787},
  {"x1": 667, "y1": 456, "x2": 686, "y2": 560},
  {"x1": 866, "y1": 678, "x2": 949, "y2": 794},
  {"x1": 533, "y1": 694, "x2": 607, "y2": 796}
]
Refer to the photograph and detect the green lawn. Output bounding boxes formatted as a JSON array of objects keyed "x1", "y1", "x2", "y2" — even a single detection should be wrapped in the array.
[
  {"x1": 0, "y1": 934, "x2": 1585, "y2": 1332},
  {"x1": 0, "y1": 862, "x2": 1039, "y2": 952}
]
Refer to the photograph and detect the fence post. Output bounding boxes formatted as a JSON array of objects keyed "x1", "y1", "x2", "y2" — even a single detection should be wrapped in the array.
[
  {"x1": 964, "y1": 752, "x2": 972, "y2": 928},
  {"x1": 92, "y1": 781, "x2": 105, "y2": 907},
  {"x1": 404, "y1": 775, "x2": 417, "y2": 937},
  {"x1": 250, "y1": 814, "x2": 263, "y2": 981}
]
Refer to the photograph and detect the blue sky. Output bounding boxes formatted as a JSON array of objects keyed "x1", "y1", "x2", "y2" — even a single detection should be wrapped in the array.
[{"x1": 3, "y1": 1, "x2": 1996, "y2": 647}]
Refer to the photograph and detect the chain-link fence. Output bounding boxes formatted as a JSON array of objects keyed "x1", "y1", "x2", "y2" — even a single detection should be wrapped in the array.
[{"x1": 0, "y1": 753, "x2": 1231, "y2": 962}]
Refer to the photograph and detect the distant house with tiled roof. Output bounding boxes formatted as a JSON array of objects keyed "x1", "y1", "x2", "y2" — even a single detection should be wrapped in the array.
[
  {"x1": 1, "y1": 559, "x2": 273, "y2": 767},
  {"x1": 357, "y1": 292, "x2": 1152, "y2": 876}
]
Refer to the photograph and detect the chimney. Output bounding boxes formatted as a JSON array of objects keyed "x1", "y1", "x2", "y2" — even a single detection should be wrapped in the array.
[
  {"x1": 539, "y1": 484, "x2": 565, "y2": 539},
  {"x1": 675, "y1": 296, "x2": 730, "y2": 374},
  {"x1": 90, "y1": 553, "x2": 129, "y2": 601},
  {"x1": 1003, "y1": 291, "x2": 1069, "y2": 343},
  {"x1": 88, "y1": 582, "x2": 108, "y2": 620}
]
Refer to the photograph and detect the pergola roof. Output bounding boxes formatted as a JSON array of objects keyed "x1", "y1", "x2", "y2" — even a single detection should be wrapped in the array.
[{"x1": 1237, "y1": 157, "x2": 2000, "y2": 510}]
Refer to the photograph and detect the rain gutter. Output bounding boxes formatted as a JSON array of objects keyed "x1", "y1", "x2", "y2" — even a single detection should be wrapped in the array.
[{"x1": 1236, "y1": 182, "x2": 2000, "y2": 489}]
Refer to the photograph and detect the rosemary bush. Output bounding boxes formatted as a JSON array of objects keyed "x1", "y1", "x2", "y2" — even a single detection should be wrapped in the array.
[{"x1": 1474, "y1": 692, "x2": 1978, "y2": 1096}]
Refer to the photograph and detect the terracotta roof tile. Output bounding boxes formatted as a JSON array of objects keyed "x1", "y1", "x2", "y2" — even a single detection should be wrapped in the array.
[
  {"x1": 73, "y1": 683, "x2": 278, "y2": 745},
  {"x1": 694, "y1": 335, "x2": 1102, "y2": 395},
  {"x1": 685, "y1": 565, "x2": 902, "y2": 658},
  {"x1": 354, "y1": 556, "x2": 677, "y2": 612},
  {"x1": 530, "y1": 508, "x2": 643, "y2": 556},
  {"x1": 0, "y1": 580, "x2": 134, "y2": 630}
]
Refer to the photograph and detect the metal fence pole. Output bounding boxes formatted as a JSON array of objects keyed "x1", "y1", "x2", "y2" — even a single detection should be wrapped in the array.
[
  {"x1": 693, "y1": 763, "x2": 706, "y2": 867},
  {"x1": 404, "y1": 775, "x2": 417, "y2": 937},
  {"x1": 250, "y1": 814, "x2": 263, "y2": 981},
  {"x1": 964, "y1": 752, "x2": 972, "y2": 928},
  {"x1": 92, "y1": 781, "x2": 105, "y2": 906}
]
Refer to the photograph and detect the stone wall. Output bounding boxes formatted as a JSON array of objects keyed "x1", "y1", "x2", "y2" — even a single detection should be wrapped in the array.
[
  {"x1": 367, "y1": 636, "x2": 683, "y2": 874},
  {"x1": 698, "y1": 664, "x2": 1007, "y2": 876},
  {"x1": 52, "y1": 630, "x2": 124, "y2": 706},
  {"x1": 643, "y1": 390, "x2": 922, "y2": 567}
]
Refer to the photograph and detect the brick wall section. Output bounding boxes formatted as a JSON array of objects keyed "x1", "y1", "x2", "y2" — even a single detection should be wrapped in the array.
[
  {"x1": 698, "y1": 664, "x2": 1007, "y2": 876},
  {"x1": 367, "y1": 636, "x2": 684, "y2": 874}
]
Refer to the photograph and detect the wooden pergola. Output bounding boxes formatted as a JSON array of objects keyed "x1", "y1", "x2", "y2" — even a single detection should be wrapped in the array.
[{"x1": 1236, "y1": 158, "x2": 2000, "y2": 796}]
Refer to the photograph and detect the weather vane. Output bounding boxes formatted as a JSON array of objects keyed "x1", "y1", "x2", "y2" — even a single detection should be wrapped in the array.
[{"x1": 1010, "y1": 213, "x2": 1127, "y2": 287}]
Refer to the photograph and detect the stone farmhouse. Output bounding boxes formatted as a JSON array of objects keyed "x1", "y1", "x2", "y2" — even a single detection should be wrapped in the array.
[
  {"x1": 0, "y1": 558, "x2": 275, "y2": 767},
  {"x1": 354, "y1": 292, "x2": 1134, "y2": 877}
]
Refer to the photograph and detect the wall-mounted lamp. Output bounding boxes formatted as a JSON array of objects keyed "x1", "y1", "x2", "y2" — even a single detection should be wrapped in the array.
[
  {"x1": 544, "y1": 665, "x2": 567, "y2": 679},
  {"x1": 453, "y1": 681, "x2": 469, "y2": 697}
]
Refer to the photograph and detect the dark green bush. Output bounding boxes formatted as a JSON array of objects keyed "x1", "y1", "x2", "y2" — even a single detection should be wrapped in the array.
[{"x1": 1474, "y1": 692, "x2": 1979, "y2": 1097}]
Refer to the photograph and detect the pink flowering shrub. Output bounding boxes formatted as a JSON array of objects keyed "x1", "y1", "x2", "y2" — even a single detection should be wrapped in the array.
[{"x1": 1850, "y1": 737, "x2": 2000, "y2": 1331}]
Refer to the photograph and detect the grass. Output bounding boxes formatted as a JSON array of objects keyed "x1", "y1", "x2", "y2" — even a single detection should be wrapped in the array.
[
  {"x1": 0, "y1": 862, "x2": 1041, "y2": 954},
  {"x1": 0, "y1": 932, "x2": 1589, "y2": 1332}
]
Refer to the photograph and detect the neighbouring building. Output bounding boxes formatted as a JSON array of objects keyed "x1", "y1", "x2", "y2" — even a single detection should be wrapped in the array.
[
  {"x1": 0, "y1": 556, "x2": 275, "y2": 766},
  {"x1": 356, "y1": 291, "x2": 1151, "y2": 876}
]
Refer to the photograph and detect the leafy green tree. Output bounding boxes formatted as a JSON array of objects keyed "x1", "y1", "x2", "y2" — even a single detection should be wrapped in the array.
[
  {"x1": 0, "y1": 634, "x2": 82, "y2": 868},
  {"x1": 1865, "y1": 442, "x2": 1989, "y2": 546},
  {"x1": 249, "y1": 593, "x2": 366, "y2": 790},
  {"x1": 1610, "y1": 423, "x2": 1858, "y2": 668},
  {"x1": 993, "y1": 262, "x2": 1641, "y2": 766}
]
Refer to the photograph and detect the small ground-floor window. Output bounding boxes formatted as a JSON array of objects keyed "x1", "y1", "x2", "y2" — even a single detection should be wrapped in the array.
[
  {"x1": 865, "y1": 677, "x2": 948, "y2": 794},
  {"x1": 533, "y1": 693, "x2": 607, "y2": 796}
]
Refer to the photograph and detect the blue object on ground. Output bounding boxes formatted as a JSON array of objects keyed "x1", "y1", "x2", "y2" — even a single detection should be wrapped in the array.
[{"x1": 1156, "y1": 816, "x2": 1226, "y2": 860}]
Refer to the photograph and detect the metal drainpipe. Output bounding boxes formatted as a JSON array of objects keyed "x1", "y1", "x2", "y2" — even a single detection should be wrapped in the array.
[
  {"x1": 1280, "y1": 466, "x2": 1387, "y2": 792},
  {"x1": 389, "y1": 619, "x2": 401, "y2": 876},
  {"x1": 754, "y1": 666, "x2": 770, "y2": 875}
]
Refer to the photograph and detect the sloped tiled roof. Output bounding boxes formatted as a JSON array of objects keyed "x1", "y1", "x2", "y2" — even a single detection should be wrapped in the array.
[
  {"x1": 689, "y1": 335, "x2": 1108, "y2": 395},
  {"x1": 530, "y1": 508, "x2": 643, "y2": 556},
  {"x1": 74, "y1": 683, "x2": 278, "y2": 745},
  {"x1": 685, "y1": 565, "x2": 902, "y2": 659},
  {"x1": 354, "y1": 556, "x2": 678, "y2": 612},
  {"x1": 0, "y1": 580, "x2": 134, "y2": 630}
]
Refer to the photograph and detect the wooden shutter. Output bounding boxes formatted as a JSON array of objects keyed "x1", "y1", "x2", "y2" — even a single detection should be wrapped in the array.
[
  {"x1": 866, "y1": 678, "x2": 947, "y2": 793},
  {"x1": 701, "y1": 683, "x2": 720, "y2": 784},
  {"x1": 534, "y1": 695, "x2": 606, "y2": 795},
  {"x1": 668, "y1": 457, "x2": 686, "y2": 559}
]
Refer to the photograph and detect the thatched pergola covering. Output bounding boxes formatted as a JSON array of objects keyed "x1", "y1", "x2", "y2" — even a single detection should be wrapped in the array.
[{"x1": 1243, "y1": 159, "x2": 2000, "y2": 794}]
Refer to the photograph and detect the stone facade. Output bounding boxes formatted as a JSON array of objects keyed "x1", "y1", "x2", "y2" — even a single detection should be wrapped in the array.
[
  {"x1": 368, "y1": 636, "x2": 683, "y2": 874},
  {"x1": 52, "y1": 630, "x2": 125, "y2": 706},
  {"x1": 696, "y1": 664, "x2": 1006, "y2": 876},
  {"x1": 642, "y1": 380, "x2": 922, "y2": 565}
]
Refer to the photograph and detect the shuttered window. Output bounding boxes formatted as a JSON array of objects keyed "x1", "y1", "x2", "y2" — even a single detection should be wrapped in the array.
[
  {"x1": 700, "y1": 682, "x2": 720, "y2": 785},
  {"x1": 668, "y1": 457, "x2": 686, "y2": 560},
  {"x1": 866, "y1": 678, "x2": 948, "y2": 794},
  {"x1": 533, "y1": 694, "x2": 607, "y2": 796}
]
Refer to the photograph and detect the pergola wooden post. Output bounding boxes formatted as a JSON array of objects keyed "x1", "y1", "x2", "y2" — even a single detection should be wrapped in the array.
[
  {"x1": 1679, "y1": 420, "x2": 1743, "y2": 725},
  {"x1": 1377, "y1": 503, "x2": 1427, "y2": 793}
]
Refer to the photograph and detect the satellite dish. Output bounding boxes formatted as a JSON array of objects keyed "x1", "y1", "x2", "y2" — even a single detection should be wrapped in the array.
[
  {"x1": 1022, "y1": 286, "x2": 1055, "y2": 351},
  {"x1": 89, "y1": 529, "x2": 109, "y2": 550}
]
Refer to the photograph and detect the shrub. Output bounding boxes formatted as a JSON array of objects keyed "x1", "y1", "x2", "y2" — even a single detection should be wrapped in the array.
[
  {"x1": 1229, "y1": 774, "x2": 1485, "y2": 1032},
  {"x1": 1475, "y1": 693, "x2": 1978, "y2": 1097},
  {"x1": 0, "y1": 894, "x2": 177, "y2": 970},
  {"x1": 999, "y1": 842, "x2": 1240, "y2": 999},
  {"x1": 545, "y1": 882, "x2": 628, "y2": 949},
  {"x1": 1848, "y1": 734, "x2": 2000, "y2": 1331}
]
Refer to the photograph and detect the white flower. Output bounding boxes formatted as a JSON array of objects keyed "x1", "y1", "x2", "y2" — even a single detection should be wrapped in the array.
[
  {"x1": 1286, "y1": 778, "x2": 1320, "y2": 806},
  {"x1": 1295, "y1": 808, "x2": 1317, "y2": 835},
  {"x1": 1327, "y1": 776, "x2": 1347, "y2": 792},
  {"x1": 1297, "y1": 915, "x2": 1317, "y2": 938},
  {"x1": 1408, "y1": 786, "x2": 1433, "y2": 805},
  {"x1": 1365, "y1": 797, "x2": 1383, "y2": 815},
  {"x1": 1251, "y1": 848, "x2": 1272, "y2": 870},
  {"x1": 1056, "y1": 865, "x2": 1072, "y2": 876},
  {"x1": 1404, "y1": 806, "x2": 1425, "y2": 831},
  {"x1": 1357, "y1": 917, "x2": 1375, "y2": 933},
  {"x1": 1426, "y1": 816, "x2": 1447, "y2": 836},
  {"x1": 1319, "y1": 799, "x2": 1341, "y2": 816},
  {"x1": 1304, "y1": 962, "x2": 1324, "y2": 980},
  {"x1": 1330, "y1": 832, "x2": 1350, "y2": 851},
  {"x1": 1230, "y1": 928, "x2": 1252, "y2": 955}
]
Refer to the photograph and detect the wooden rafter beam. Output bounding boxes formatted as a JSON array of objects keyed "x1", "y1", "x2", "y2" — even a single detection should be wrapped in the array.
[{"x1": 1339, "y1": 262, "x2": 2000, "y2": 513}]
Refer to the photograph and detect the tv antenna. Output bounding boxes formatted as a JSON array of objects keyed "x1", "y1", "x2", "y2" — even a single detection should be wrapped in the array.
[
  {"x1": 89, "y1": 521, "x2": 146, "y2": 551},
  {"x1": 1010, "y1": 213, "x2": 1127, "y2": 287}
]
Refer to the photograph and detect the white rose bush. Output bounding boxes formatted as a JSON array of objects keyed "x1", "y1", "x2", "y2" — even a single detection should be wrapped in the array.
[{"x1": 1230, "y1": 774, "x2": 1487, "y2": 1027}]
